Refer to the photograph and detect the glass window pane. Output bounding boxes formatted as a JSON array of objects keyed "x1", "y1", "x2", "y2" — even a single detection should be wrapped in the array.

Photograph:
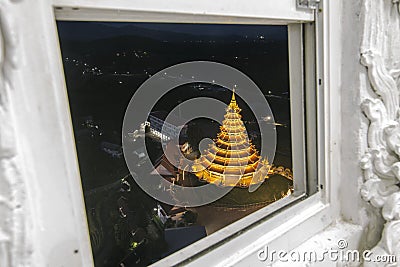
[{"x1": 57, "y1": 21, "x2": 293, "y2": 266}]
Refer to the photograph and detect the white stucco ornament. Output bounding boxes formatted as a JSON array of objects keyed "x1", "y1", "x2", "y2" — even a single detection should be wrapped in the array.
[
  {"x1": 0, "y1": 0, "x2": 29, "y2": 266},
  {"x1": 364, "y1": 193, "x2": 400, "y2": 266},
  {"x1": 360, "y1": 0, "x2": 400, "y2": 263}
]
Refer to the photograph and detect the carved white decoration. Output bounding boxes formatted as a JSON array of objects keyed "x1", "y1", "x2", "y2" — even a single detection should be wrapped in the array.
[
  {"x1": 363, "y1": 192, "x2": 400, "y2": 266},
  {"x1": 360, "y1": 0, "x2": 400, "y2": 263},
  {"x1": 0, "y1": 0, "x2": 29, "y2": 266}
]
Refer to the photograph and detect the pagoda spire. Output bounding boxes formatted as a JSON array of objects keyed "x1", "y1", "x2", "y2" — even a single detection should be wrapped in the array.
[{"x1": 228, "y1": 88, "x2": 240, "y2": 112}]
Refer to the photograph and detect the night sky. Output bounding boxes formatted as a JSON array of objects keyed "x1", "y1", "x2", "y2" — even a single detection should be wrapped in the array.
[{"x1": 57, "y1": 21, "x2": 287, "y2": 41}]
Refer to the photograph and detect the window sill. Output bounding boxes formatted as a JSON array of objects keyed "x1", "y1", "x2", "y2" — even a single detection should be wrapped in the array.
[
  {"x1": 271, "y1": 221, "x2": 364, "y2": 267},
  {"x1": 154, "y1": 193, "x2": 333, "y2": 266}
]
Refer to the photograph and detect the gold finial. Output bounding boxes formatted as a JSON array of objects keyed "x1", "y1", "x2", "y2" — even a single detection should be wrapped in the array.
[
  {"x1": 228, "y1": 88, "x2": 240, "y2": 112},
  {"x1": 231, "y1": 88, "x2": 236, "y2": 102}
]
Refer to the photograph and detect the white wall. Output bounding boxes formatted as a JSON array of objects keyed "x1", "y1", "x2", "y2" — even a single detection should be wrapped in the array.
[
  {"x1": 339, "y1": 0, "x2": 386, "y2": 250},
  {"x1": 1, "y1": 0, "x2": 399, "y2": 266}
]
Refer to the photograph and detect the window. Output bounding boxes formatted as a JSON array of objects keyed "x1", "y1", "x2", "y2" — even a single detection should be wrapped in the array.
[
  {"x1": 57, "y1": 21, "x2": 299, "y2": 265},
  {"x1": 39, "y1": 1, "x2": 337, "y2": 266}
]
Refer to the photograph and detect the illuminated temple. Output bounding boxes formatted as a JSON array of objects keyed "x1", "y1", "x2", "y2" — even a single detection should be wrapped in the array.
[{"x1": 191, "y1": 90, "x2": 275, "y2": 187}]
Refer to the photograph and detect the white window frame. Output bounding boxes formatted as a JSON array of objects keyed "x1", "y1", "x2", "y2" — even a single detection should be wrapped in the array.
[{"x1": 12, "y1": 0, "x2": 340, "y2": 266}]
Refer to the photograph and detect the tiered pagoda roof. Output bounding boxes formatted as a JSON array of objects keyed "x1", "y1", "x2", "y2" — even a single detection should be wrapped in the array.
[{"x1": 192, "y1": 89, "x2": 270, "y2": 187}]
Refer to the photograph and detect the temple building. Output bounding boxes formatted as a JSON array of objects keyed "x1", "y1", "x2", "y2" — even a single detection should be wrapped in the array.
[{"x1": 191, "y1": 90, "x2": 274, "y2": 187}]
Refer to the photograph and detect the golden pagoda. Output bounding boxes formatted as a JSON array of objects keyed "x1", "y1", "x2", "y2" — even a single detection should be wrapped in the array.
[{"x1": 191, "y1": 89, "x2": 272, "y2": 187}]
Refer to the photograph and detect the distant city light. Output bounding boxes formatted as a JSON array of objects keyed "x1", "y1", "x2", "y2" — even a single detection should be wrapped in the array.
[{"x1": 262, "y1": 116, "x2": 272, "y2": 121}]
